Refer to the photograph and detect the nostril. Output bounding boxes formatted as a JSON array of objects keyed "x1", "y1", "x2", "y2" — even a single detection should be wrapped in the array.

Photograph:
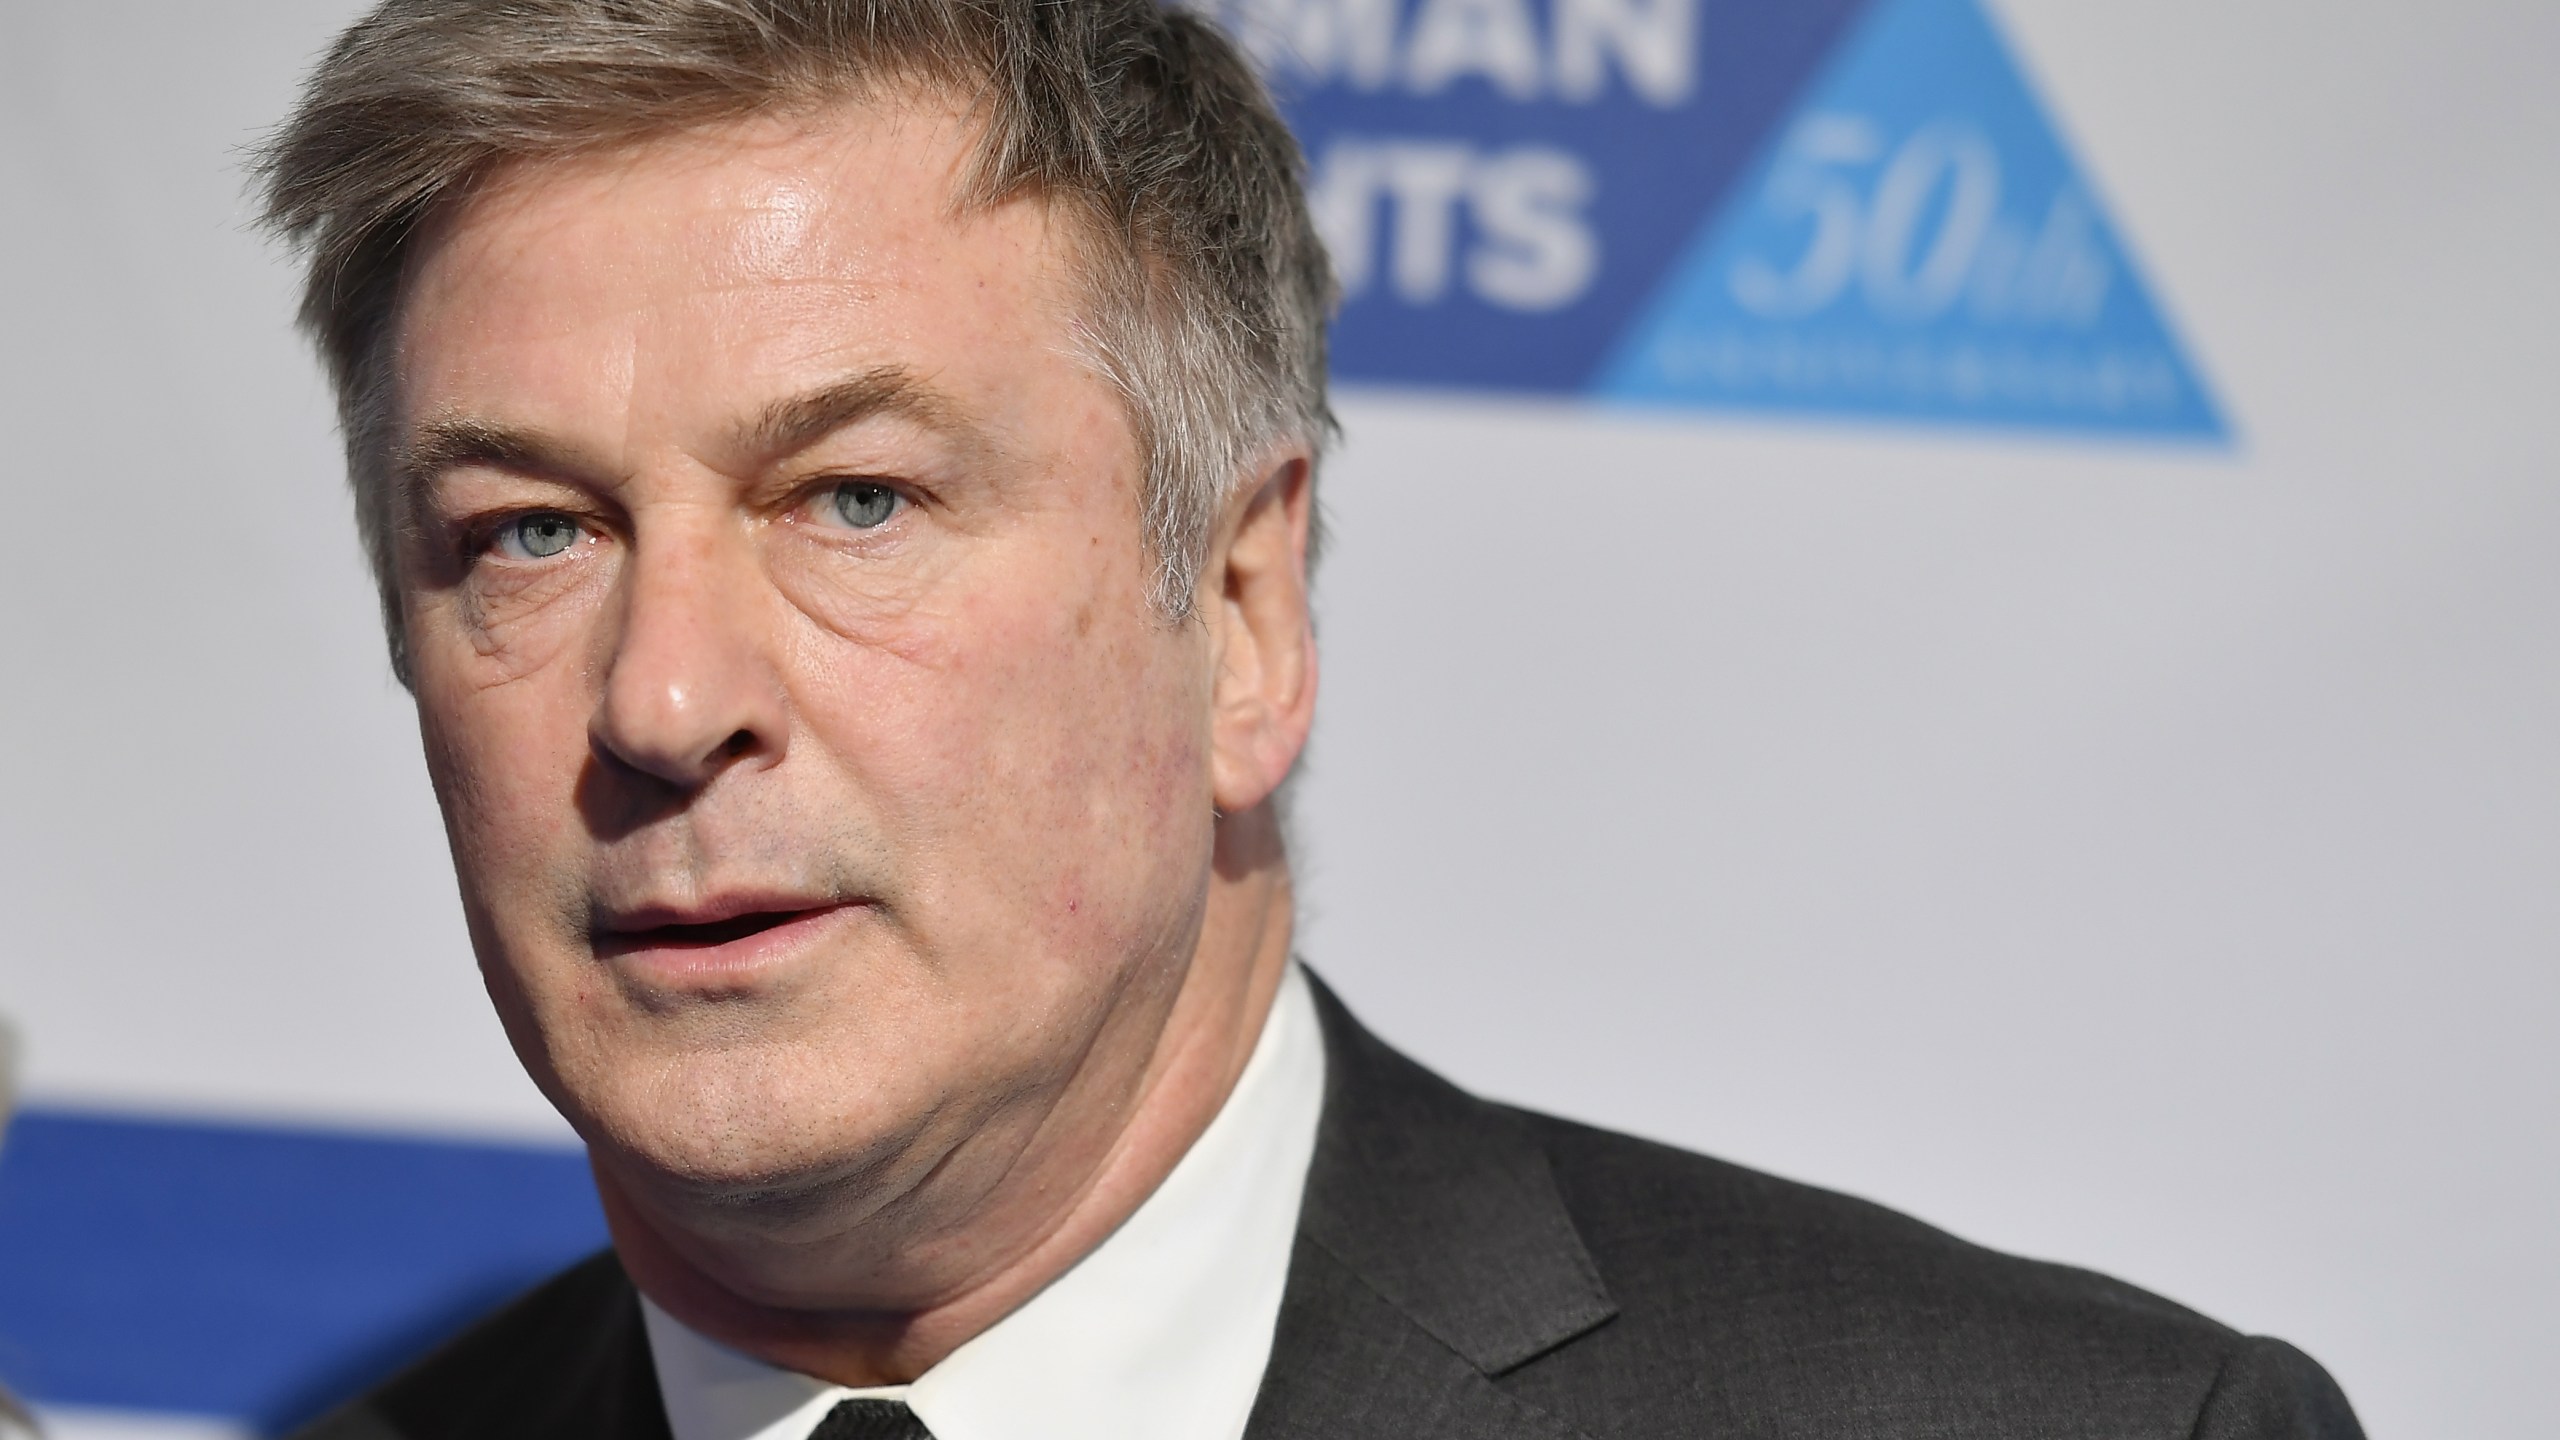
[{"x1": 720, "y1": 729, "x2": 756, "y2": 759}]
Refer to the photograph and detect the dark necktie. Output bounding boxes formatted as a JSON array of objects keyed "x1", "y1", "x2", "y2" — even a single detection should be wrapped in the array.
[{"x1": 808, "y1": 1398, "x2": 935, "y2": 1440}]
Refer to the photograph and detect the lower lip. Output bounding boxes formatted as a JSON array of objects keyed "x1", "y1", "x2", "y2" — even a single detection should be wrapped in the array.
[{"x1": 595, "y1": 903, "x2": 864, "y2": 986}]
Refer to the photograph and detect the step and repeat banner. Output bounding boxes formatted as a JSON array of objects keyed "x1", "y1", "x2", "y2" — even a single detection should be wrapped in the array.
[
  {"x1": 2, "y1": 2, "x2": 2552, "y2": 1438},
  {"x1": 1199, "y1": 0, "x2": 2223, "y2": 437}
]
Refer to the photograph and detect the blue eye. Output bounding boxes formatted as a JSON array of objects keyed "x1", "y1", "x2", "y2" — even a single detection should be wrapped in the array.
[
  {"x1": 829, "y1": 482, "x2": 899, "y2": 529},
  {"x1": 494, "y1": 513, "x2": 581, "y2": 559}
]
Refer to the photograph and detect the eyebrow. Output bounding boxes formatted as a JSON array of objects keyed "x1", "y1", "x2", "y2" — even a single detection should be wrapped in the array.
[
  {"x1": 732, "y1": 365, "x2": 973, "y2": 464},
  {"x1": 396, "y1": 365, "x2": 978, "y2": 498},
  {"x1": 399, "y1": 418, "x2": 579, "y2": 493}
]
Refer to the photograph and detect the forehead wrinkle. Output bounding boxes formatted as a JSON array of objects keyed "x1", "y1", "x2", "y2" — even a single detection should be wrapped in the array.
[{"x1": 407, "y1": 101, "x2": 1072, "y2": 510}]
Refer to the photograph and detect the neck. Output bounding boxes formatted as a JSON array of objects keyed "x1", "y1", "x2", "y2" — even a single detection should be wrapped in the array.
[{"x1": 598, "y1": 805, "x2": 1298, "y2": 1386}]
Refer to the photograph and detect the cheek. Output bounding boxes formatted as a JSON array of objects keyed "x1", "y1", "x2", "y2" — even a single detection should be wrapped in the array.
[
  {"x1": 994, "y1": 597, "x2": 1212, "y2": 936},
  {"x1": 402, "y1": 558, "x2": 617, "y2": 909},
  {"x1": 1025, "y1": 636, "x2": 1198, "y2": 843},
  {"x1": 414, "y1": 665, "x2": 594, "y2": 920},
  {"x1": 795, "y1": 545, "x2": 1212, "y2": 940}
]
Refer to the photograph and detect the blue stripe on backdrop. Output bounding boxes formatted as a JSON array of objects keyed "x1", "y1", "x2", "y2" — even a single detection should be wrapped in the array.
[{"x1": 0, "y1": 1108, "x2": 606, "y2": 1433}]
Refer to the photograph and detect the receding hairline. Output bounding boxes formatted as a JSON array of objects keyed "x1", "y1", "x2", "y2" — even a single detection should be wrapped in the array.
[
  {"x1": 407, "y1": 68, "x2": 1032, "y2": 223},
  {"x1": 388, "y1": 75, "x2": 1116, "y2": 331}
]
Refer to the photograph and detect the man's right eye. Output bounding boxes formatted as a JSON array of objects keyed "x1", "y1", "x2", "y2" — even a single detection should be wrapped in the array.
[{"x1": 489, "y1": 513, "x2": 584, "y2": 560}]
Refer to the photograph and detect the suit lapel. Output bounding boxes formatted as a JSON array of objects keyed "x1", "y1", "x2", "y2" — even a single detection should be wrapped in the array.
[
  {"x1": 1244, "y1": 975, "x2": 1615, "y2": 1440},
  {"x1": 1246, "y1": 1243, "x2": 1589, "y2": 1440}
]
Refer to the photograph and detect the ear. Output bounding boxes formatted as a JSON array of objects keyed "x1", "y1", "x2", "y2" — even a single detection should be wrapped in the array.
[{"x1": 1202, "y1": 451, "x2": 1318, "y2": 816}]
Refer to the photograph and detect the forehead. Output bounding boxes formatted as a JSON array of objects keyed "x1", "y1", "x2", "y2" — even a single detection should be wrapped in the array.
[{"x1": 393, "y1": 95, "x2": 1090, "y2": 457}]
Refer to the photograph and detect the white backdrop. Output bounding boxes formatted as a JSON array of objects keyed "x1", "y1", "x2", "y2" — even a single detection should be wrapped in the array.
[{"x1": 3, "y1": 2, "x2": 2554, "y2": 1436}]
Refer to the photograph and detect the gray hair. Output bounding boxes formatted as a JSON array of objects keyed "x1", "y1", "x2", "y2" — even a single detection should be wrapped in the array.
[{"x1": 256, "y1": 0, "x2": 1334, "y2": 683}]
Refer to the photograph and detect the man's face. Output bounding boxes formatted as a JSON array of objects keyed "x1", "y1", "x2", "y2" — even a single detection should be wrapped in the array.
[{"x1": 392, "y1": 98, "x2": 1228, "y2": 1219}]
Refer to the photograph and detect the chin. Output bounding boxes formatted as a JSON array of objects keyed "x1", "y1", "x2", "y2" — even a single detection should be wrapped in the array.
[{"x1": 570, "y1": 1039, "x2": 949, "y2": 1219}]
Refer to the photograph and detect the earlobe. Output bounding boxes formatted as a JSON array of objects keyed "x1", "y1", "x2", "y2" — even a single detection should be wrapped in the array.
[{"x1": 1206, "y1": 453, "x2": 1319, "y2": 816}]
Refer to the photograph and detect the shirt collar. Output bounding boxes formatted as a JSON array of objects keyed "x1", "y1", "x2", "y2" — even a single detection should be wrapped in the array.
[{"x1": 643, "y1": 962, "x2": 1328, "y2": 1440}]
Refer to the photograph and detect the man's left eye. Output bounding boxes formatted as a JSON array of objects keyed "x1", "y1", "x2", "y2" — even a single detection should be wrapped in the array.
[{"x1": 823, "y1": 481, "x2": 901, "y2": 530}]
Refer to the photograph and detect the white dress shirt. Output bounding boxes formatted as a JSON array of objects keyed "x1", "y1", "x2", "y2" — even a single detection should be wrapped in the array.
[{"x1": 642, "y1": 963, "x2": 1328, "y2": 1440}]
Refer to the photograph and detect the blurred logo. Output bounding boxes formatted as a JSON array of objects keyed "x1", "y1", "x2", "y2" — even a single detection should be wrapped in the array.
[{"x1": 1185, "y1": 0, "x2": 2226, "y2": 439}]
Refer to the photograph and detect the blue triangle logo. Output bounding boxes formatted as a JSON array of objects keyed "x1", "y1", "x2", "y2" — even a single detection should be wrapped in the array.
[{"x1": 1593, "y1": 0, "x2": 2227, "y2": 440}]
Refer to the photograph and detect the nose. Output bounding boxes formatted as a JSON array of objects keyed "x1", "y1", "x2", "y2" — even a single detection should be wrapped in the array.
[{"x1": 590, "y1": 521, "x2": 788, "y2": 791}]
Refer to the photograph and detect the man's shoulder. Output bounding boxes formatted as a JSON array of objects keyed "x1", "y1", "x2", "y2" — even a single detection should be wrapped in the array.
[
  {"x1": 1497, "y1": 1105, "x2": 2358, "y2": 1437},
  {"x1": 1521, "y1": 1103, "x2": 2217, "y2": 1341},
  {"x1": 1286, "y1": 974, "x2": 2358, "y2": 1437},
  {"x1": 290, "y1": 1250, "x2": 667, "y2": 1440}
]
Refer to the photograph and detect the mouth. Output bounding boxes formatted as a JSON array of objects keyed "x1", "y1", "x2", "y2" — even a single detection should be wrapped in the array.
[{"x1": 591, "y1": 896, "x2": 863, "y2": 976}]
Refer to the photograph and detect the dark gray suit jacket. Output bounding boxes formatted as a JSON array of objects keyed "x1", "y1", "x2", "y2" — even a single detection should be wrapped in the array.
[{"x1": 301, "y1": 978, "x2": 2363, "y2": 1439}]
